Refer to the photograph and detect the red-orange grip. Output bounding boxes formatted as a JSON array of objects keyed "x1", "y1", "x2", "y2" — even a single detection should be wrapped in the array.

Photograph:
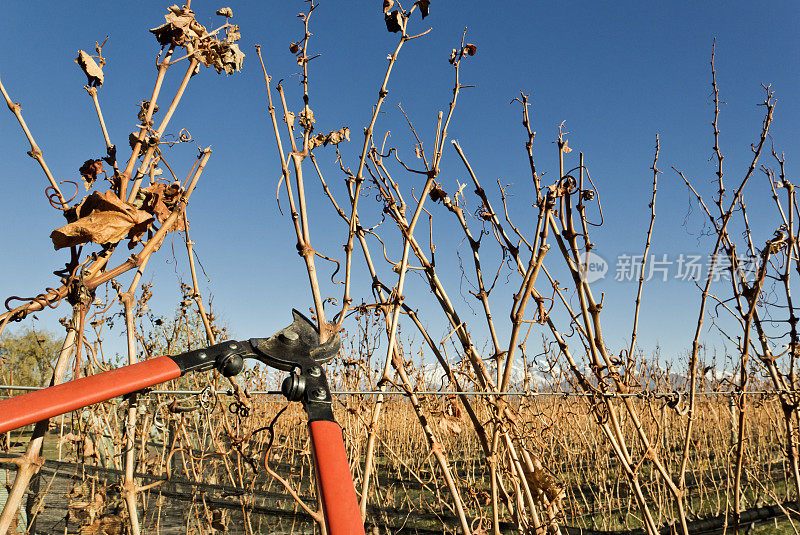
[
  {"x1": 0, "y1": 356, "x2": 182, "y2": 434},
  {"x1": 308, "y1": 419, "x2": 365, "y2": 535}
]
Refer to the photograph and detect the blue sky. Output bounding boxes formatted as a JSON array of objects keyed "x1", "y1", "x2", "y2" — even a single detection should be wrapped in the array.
[{"x1": 1, "y1": 1, "x2": 798, "y2": 370}]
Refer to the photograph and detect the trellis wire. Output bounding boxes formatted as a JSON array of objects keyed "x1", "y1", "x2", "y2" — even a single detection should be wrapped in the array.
[{"x1": 0, "y1": 384, "x2": 795, "y2": 397}]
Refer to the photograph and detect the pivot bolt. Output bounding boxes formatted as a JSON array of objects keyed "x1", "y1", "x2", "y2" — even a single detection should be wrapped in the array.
[
  {"x1": 312, "y1": 388, "x2": 327, "y2": 401},
  {"x1": 280, "y1": 330, "x2": 299, "y2": 341},
  {"x1": 281, "y1": 374, "x2": 306, "y2": 402},
  {"x1": 308, "y1": 366, "x2": 321, "y2": 377},
  {"x1": 220, "y1": 354, "x2": 244, "y2": 377}
]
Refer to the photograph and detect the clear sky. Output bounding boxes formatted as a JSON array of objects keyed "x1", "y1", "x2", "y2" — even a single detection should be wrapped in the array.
[{"x1": 1, "y1": 1, "x2": 798, "y2": 370}]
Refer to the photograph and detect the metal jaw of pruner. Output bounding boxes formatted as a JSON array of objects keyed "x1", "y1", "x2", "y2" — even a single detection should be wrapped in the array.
[
  {"x1": 249, "y1": 309, "x2": 340, "y2": 422},
  {"x1": 170, "y1": 309, "x2": 341, "y2": 422}
]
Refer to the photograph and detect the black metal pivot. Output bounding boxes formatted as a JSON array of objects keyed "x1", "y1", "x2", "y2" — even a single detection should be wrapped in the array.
[
  {"x1": 281, "y1": 373, "x2": 306, "y2": 401},
  {"x1": 170, "y1": 340, "x2": 246, "y2": 377}
]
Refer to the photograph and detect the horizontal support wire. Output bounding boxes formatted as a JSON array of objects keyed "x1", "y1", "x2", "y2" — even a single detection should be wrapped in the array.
[{"x1": 0, "y1": 384, "x2": 796, "y2": 397}]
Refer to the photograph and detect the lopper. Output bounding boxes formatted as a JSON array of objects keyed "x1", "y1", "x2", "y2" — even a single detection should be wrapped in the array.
[{"x1": 0, "y1": 309, "x2": 365, "y2": 535}]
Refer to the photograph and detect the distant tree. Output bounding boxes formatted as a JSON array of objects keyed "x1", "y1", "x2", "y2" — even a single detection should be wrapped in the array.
[{"x1": 0, "y1": 328, "x2": 60, "y2": 386}]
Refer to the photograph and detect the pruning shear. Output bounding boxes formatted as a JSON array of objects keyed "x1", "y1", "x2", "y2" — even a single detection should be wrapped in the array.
[{"x1": 0, "y1": 310, "x2": 365, "y2": 535}]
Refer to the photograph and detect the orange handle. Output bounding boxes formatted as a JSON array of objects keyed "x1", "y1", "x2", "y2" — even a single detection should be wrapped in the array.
[
  {"x1": 308, "y1": 419, "x2": 365, "y2": 535},
  {"x1": 0, "y1": 356, "x2": 181, "y2": 433}
]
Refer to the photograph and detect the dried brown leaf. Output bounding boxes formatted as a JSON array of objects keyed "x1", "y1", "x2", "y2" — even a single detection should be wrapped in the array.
[
  {"x1": 429, "y1": 183, "x2": 446, "y2": 202},
  {"x1": 216, "y1": 7, "x2": 233, "y2": 17},
  {"x1": 218, "y1": 42, "x2": 245, "y2": 74},
  {"x1": 226, "y1": 24, "x2": 241, "y2": 43},
  {"x1": 439, "y1": 416, "x2": 461, "y2": 435},
  {"x1": 284, "y1": 111, "x2": 296, "y2": 129},
  {"x1": 525, "y1": 463, "x2": 565, "y2": 504},
  {"x1": 309, "y1": 127, "x2": 350, "y2": 149},
  {"x1": 210, "y1": 509, "x2": 229, "y2": 531},
  {"x1": 384, "y1": 10, "x2": 403, "y2": 33},
  {"x1": 137, "y1": 100, "x2": 159, "y2": 123},
  {"x1": 289, "y1": 42, "x2": 300, "y2": 54},
  {"x1": 417, "y1": 0, "x2": 430, "y2": 18},
  {"x1": 83, "y1": 515, "x2": 123, "y2": 535},
  {"x1": 83, "y1": 436, "x2": 95, "y2": 458},
  {"x1": 195, "y1": 40, "x2": 245, "y2": 75},
  {"x1": 135, "y1": 182, "x2": 185, "y2": 232},
  {"x1": 308, "y1": 133, "x2": 327, "y2": 150},
  {"x1": 129, "y1": 132, "x2": 148, "y2": 157},
  {"x1": 60, "y1": 432, "x2": 82, "y2": 444},
  {"x1": 298, "y1": 108, "x2": 315, "y2": 131},
  {"x1": 464, "y1": 43, "x2": 477, "y2": 56},
  {"x1": 382, "y1": 0, "x2": 394, "y2": 13},
  {"x1": 51, "y1": 190, "x2": 154, "y2": 250},
  {"x1": 150, "y1": 5, "x2": 207, "y2": 47},
  {"x1": 562, "y1": 140, "x2": 572, "y2": 153},
  {"x1": 326, "y1": 126, "x2": 350, "y2": 145},
  {"x1": 75, "y1": 50, "x2": 104, "y2": 87},
  {"x1": 196, "y1": 47, "x2": 220, "y2": 68},
  {"x1": 79, "y1": 159, "x2": 105, "y2": 191}
]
